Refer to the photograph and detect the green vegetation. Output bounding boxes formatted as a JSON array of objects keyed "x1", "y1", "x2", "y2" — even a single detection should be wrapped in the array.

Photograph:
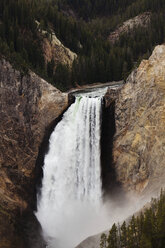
[
  {"x1": 0, "y1": 0, "x2": 45, "y2": 75},
  {"x1": 1, "y1": 0, "x2": 165, "y2": 90},
  {"x1": 100, "y1": 189, "x2": 165, "y2": 248}
]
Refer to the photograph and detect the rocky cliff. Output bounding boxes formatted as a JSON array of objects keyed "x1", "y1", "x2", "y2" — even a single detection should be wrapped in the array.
[
  {"x1": 113, "y1": 44, "x2": 165, "y2": 197},
  {"x1": 35, "y1": 20, "x2": 77, "y2": 68},
  {"x1": 1, "y1": 43, "x2": 165, "y2": 248},
  {"x1": 108, "y1": 12, "x2": 151, "y2": 44},
  {"x1": 0, "y1": 59, "x2": 68, "y2": 247},
  {"x1": 42, "y1": 32, "x2": 77, "y2": 67}
]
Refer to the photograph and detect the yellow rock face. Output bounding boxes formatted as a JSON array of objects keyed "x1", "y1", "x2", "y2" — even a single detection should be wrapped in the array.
[
  {"x1": 113, "y1": 45, "x2": 165, "y2": 196},
  {"x1": 42, "y1": 32, "x2": 77, "y2": 67}
]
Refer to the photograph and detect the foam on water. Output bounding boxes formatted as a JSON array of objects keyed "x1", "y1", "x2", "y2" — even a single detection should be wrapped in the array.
[{"x1": 36, "y1": 93, "x2": 104, "y2": 248}]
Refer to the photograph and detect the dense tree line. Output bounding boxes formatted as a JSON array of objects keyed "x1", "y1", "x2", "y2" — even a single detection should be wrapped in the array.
[
  {"x1": 1, "y1": 0, "x2": 165, "y2": 90},
  {"x1": 100, "y1": 190, "x2": 165, "y2": 248},
  {"x1": 65, "y1": 0, "x2": 137, "y2": 19},
  {"x1": 65, "y1": 0, "x2": 165, "y2": 21},
  {"x1": 0, "y1": 0, "x2": 45, "y2": 74}
]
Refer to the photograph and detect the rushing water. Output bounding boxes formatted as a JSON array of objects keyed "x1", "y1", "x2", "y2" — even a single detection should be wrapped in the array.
[
  {"x1": 35, "y1": 86, "x2": 150, "y2": 248},
  {"x1": 36, "y1": 89, "x2": 108, "y2": 248}
]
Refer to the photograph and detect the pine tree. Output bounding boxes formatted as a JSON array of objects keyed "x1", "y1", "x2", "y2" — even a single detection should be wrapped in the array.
[
  {"x1": 139, "y1": 234, "x2": 152, "y2": 248},
  {"x1": 107, "y1": 224, "x2": 118, "y2": 248},
  {"x1": 100, "y1": 233, "x2": 107, "y2": 248},
  {"x1": 120, "y1": 221, "x2": 127, "y2": 248}
]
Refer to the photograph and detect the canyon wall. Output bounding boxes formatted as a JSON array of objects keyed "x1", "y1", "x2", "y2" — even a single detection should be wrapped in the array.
[
  {"x1": 113, "y1": 44, "x2": 165, "y2": 197},
  {"x1": 1, "y1": 44, "x2": 165, "y2": 248},
  {"x1": 0, "y1": 59, "x2": 68, "y2": 247}
]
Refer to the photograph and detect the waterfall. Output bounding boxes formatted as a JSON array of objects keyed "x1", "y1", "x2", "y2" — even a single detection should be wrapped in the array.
[{"x1": 36, "y1": 90, "x2": 107, "y2": 248}]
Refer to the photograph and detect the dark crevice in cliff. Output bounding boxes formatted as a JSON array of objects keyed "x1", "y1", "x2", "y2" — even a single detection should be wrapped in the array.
[
  {"x1": 33, "y1": 95, "x2": 75, "y2": 211},
  {"x1": 15, "y1": 210, "x2": 46, "y2": 248},
  {"x1": 101, "y1": 99, "x2": 124, "y2": 200}
]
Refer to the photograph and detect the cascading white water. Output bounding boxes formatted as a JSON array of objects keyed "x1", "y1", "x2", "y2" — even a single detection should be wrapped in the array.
[{"x1": 36, "y1": 89, "x2": 107, "y2": 248}]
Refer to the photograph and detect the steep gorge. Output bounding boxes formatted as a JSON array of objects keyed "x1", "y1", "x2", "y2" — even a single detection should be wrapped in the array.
[{"x1": 0, "y1": 44, "x2": 165, "y2": 248}]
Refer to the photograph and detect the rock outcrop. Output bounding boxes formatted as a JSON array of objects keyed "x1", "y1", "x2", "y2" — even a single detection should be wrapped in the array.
[
  {"x1": 36, "y1": 20, "x2": 77, "y2": 67},
  {"x1": 76, "y1": 233, "x2": 101, "y2": 248},
  {"x1": 42, "y1": 32, "x2": 77, "y2": 67},
  {"x1": 113, "y1": 45, "x2": 165, "y2": 196},
  {"x1": 42, "y1": 31, "x2": 77, "y2": 67},
  {"x1": 108, "y1": 12, "x2": 151, "y2": 44},
  {"x1": 0, "y1": 59, "x2": 68, "y2": 247}
]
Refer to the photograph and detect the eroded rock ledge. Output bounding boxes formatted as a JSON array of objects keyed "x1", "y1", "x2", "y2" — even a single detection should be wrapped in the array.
[{"x1": 0, "y1": 59, "x2": 68, "y2": 247}]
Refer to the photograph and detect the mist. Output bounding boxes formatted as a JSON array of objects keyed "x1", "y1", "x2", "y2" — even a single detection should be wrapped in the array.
[
  {"x1": 35, "y1": 91, "x2": 153, "y2": 248},
  {"x1": 37, "y1": 191, "x2": 150, "y2": 248}
]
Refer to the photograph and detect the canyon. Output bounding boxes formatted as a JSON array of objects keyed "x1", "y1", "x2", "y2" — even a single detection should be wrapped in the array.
[{"x1": 0, "y1": 44, "x2": 165, "y2": 247}]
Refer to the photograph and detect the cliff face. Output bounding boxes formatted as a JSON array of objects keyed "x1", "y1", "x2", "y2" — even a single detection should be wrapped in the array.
[
  {"x1": 108, "y1": 12, "x2": 151, "y2": 44},
  {"x1": 36, "y1": 20, "x2": 77, "y2": 67},
  {"x1": 113, "y1": 45, "x2": 165, "y2": 196},
  {"x1": 42, "y1": 32, "x2": 77, "y2": 67},
  {"x1": 0, "y1": 59, "x2": 68, "y2": 247}
]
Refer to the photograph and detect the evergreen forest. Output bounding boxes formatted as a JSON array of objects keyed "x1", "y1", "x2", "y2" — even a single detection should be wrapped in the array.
[
  {"x1": 1, "y1": 0, "x2": 165, "y2": 90},
  {"x1": 100, "y1": 190, "x2": 165, "y2": 248}
]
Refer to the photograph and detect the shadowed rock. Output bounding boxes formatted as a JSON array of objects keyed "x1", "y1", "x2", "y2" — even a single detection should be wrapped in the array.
[{"x1": 0, "y1": 58, "x2": 68, "y2": 247}]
